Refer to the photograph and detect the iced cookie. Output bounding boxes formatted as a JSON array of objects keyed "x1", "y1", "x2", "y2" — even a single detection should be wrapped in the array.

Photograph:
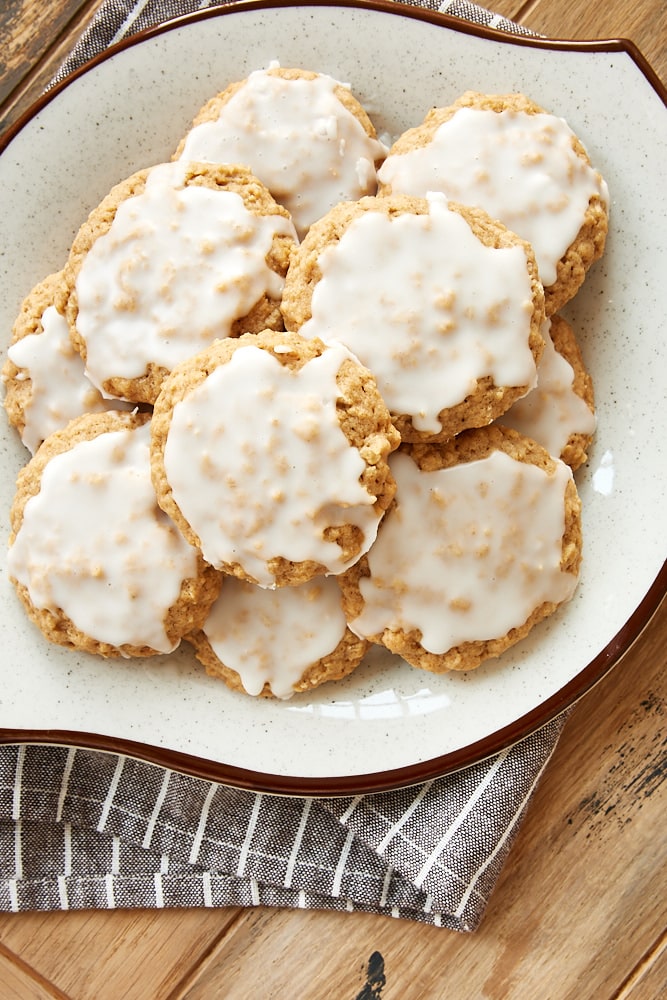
[
  {"x1": 150, "y1": 328, "x2": 400, "y2": 588},
  {"x1": 188, "y1": 575, "x2": 369, "y2": 699},
  {"x1": 281, "y1": 193, "x2": 545, "y2": 442},
  {"x1": 339, "y1": 425, "x2": 582, "y2": 673},
  {"x1": 64, "y1": 160, "x2": 297, "y2": 404},
  {"x1": 175, "y1": 65, "x2": 388, "y2": 238},
  {"x1": 8, "y1": 410, "x2": 221, "y2": 658},
  {"x1": 2, "y1": 271, "x2": 133, "y2": 455},
  {"x1": 378, "y1": 92, "x2": 609, "y2": 314},
  {"x1": 498, "y1": 314, "x2": 596, "y2": 470}
]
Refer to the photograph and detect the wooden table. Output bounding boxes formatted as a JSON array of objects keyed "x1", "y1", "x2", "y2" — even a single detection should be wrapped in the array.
[{"x1": 0, "y1": 2, "x2": 665, "y2": 997}]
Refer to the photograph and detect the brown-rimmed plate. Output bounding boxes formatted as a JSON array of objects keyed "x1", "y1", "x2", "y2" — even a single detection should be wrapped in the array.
[{"x1": 0, "y1": 0, "x2": 665, "y2": 795}]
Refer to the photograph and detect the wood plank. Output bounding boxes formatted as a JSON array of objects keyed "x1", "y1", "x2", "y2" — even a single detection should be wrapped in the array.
[
  {"x1": 0, "y1": 909, "x2": 243, "y2": 1000},
  {"x1": 523, "y1": 0, "x2": 667, "y2": 82},
  {"x1": 0, "y1": 0, "x2": 92, "y2": 104},
  {"x1": 0, "y1": 0, "x2": 105, "y2": 134},
  {"x1": 622, "y1": 941, "x2": 667, "y2": 1000},
  {"x1": 0, "y1": 948, "x2": 67, "y2": 1000},
  {"x1": 175, "y1": 908, "x2": 393, "y2": 999},
  {"x1": 161, "y1": 602, "x2": 667, "y2": 1000}
]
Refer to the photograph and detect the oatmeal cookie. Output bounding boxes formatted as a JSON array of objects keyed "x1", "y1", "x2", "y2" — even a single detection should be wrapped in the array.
[
  {"x1": 281, "y1": 193, "x2": 545, "y2": 442},
  {"x1": 8, "y1": 410, "x2": 221, "y2": 657},
  {"x1": 175, "y1": 65, "x2": 387, "y2": 237},
  {"x1": 378, "y1": 91, "x2": 609, "y2": 314},
  {"x1": 339, "y1": 424, "x2": 582, "y2": 673},
  {"x1": 150, "y1": 328, "x2": 400, "y2": 587},
  {"x1": 498, "y1": 314, "x2": 596, "y2": 470},
  {"x1": 2, "y1": 271, "x2": 132, "y2": 454},
  {"x1": 188, "y1": 575, "x2": 369, "y2": 699},
  {"x1": 64, "y1": 160, "x2": 297, "y2": 404}
]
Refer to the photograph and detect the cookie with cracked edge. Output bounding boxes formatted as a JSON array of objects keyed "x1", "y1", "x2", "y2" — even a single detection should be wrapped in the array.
[
  {"x1": 8, "y1": 409, "x2": 221, "y2": 658},
  {"x1": 150, "y1": 327, "x2": 401, "y2": 588},
  {"x1": 377, "y1": 91, "x2": 609, "y2": 315},
  {"x1": 339, "y1": 424, "x2": 582, "y2": 673}
]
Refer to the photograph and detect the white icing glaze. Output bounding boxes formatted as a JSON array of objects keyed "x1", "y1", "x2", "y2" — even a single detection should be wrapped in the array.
[
  {"x1": 179, "y1": 68, "x2": 388, "y2": 237},
  {"x1": 202, "y1": 575, "x2": 348, "y2": 699},
  {"x1": 378, "y1": 107, "x2": 609, "y2": 286},
  {"x1": 350, "y1": 449, "x2": 578, "y2": 652},
  {"x1": 163, "y1": 342, "x2": 381, "y2": 585},
  {"x1": 75, "y1": 161, "x2": 296, "y2": 389},
  {"x1": 299, "y1": 195, "x2": 538, "y2": 433},
  {"x1": 6, "y1": 305, "x2": 132, "y2": 454},
  {"x1": 8, "y1": 422, "x2": 199, "y2": 653},
  {"x1": 499, "y1": 319, "x2": 596, "y2": 458}
]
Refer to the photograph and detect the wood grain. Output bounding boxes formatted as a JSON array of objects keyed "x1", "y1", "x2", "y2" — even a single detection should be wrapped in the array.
[
  {"x1": 0, "y1": 909, "x2": 243, "y2": 1000},
  {"x1": 525, "y1": 0, "x2": 667, "y2": 83},
  {"x1": 0, "y1": 0, "x2": 105, "y2": 133},
  {"x1": 0, "y1": 1, "x2": 665, "y2": 998},
  {"x1": 0, "y1": 949, "x2": 66, "y2": 1000},
  {"x1": 618, "y1": 939, "x2": 667, "y2": 1000}
]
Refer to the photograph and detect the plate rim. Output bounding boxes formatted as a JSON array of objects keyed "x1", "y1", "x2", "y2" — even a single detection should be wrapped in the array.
[
  {"x1": 2, "y1": 0, "x2": 666, "y2": 151},
  {"x1": 1, "y1": 0, "x2": 666, "y2": 796},
  {"x1": 0, "y1": 568, "x2": 664, "y2": 796}
]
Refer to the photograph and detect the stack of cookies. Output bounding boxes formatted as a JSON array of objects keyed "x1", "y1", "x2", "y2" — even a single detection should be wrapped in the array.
[{"x1": 2, "y1": 65, "x2": 608, "y2": 698}]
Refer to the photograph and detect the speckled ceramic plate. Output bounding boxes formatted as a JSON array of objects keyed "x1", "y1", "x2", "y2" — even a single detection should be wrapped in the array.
[{"x1": 0, "y1": 0, "x2": 665, "y2": 795}]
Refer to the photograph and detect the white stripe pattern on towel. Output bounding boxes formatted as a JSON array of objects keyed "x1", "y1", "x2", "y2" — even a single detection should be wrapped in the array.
[
  {"x1": 189, "y1": 783, "x2": 217, "y2": 865},
  {"x1": 97, "y1": 756, "x2": 125, "y2": 833}
]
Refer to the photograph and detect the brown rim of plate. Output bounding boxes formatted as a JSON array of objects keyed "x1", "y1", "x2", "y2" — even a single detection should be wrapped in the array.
[
  {"x1": 0, "y1": 570, "x2": 664, "y2": 797},
  {"x1": 0, "y1": 0, "x2": 665, "y2": 797},
  {"x1": 1, "y1": 0, "x2": 666, "y2": 150}
]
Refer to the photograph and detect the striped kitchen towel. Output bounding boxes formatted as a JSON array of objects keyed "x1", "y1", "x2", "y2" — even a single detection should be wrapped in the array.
[{"x1": 0, "y1": 713, "x2": 565, "y2": 930}]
